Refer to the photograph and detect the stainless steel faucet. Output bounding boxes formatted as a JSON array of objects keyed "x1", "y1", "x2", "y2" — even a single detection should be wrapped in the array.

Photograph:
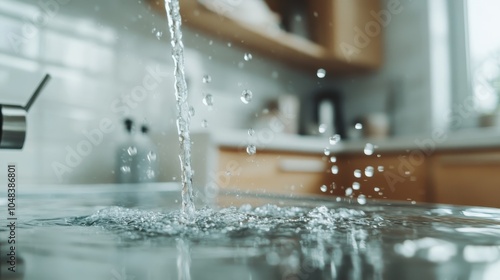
[{"x1": 0, "y1": 74, "x2": 51, "y2": 149}]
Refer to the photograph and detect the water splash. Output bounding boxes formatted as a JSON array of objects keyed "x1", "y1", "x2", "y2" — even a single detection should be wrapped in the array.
[
  {"x1": 240, "y1": 89, "x2": 253, "y2": 104},
  {"x1": 247, "y1": 128, "x2": 255, "y2": 136},
  {"x1": 365, "y1": 166, "x2": 374, "y2": 177},
  {"x1": 246, "y1": 145, "x2": 256, "y2": 155},
  {"x1": 364, "y1": 143, "x2": 374, "y2": 156},
  {"x1": 317, "y1": 68, "x2": 326, "y2": 78},
  {"x1": 243, "y1": 53, "x2": 253, "y2": 61},
  {"x1": 164, "y1": 0, "x2": 195, "y2": 222},
  {"x1": 202, "y1": 74, "x2": 212, "y2": 83},
  {"x1": 202, "y1": 93, "x2": 214, "y2": 108},
  {"x1": 331, "y1": 165, "x2": 339, "y2": 174},
  {"x1": 329, "y1": 134, "x2": 341, "y2": 145}
]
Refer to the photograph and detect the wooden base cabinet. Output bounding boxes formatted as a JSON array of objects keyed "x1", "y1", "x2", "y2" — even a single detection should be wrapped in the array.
[
  {"x1": 216, "y1": 148, "x2": 329, "y2": 195},
  {"x1": 326, "y1": 152, "x2": 430, "y2": 203},
  {"x1": 431, "y1": 150, "x2": 500, "y2": 208}
]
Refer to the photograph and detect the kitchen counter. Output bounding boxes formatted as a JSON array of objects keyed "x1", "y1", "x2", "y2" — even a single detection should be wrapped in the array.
[{"x1": 200, "y1": 127, "x2": 500, "y2": 154}]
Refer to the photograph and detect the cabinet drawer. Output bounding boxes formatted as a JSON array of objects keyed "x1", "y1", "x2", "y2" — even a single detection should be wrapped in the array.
[
  {"x1": 216, "y1": 148, "x2": 328, "y2": 195},
  {"x1": 432, "y1": 151, "x2": 500, "y2": 208}
]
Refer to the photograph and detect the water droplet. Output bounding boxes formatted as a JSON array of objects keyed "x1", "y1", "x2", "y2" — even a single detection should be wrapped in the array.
[
  {"x1": 188, "y1": 106, "x2": 195, "y2": 117},
  {"x1": 364, "y1": 143, "x2": 374, "y2": 156},
  {"x1": 225, "y1": 171, "x2": 231, "y2": 176},
  {"x1": 120, "y1": 165, "x2": 131, "y2": 173},
  {"x1": 329, "y1": 134, "x2": 341, "y2": 145},
  {"x1": 203, "y1": 94, "x2": 214, "y2": 107},
  {"x1": 202, "y1": 74, "x2": 212, "y2": 83},
  {"x1": 324, "y1": 148, "x2": 330, "y2": 156},
  {"x1": 352, "y1": 182, "x2": 360, "y2": 190},
  {"x1": 355, "y1": 123, "x2": 363, "y2": 130},
  {"x1": 208, "y1": 40, "x2": 213, "y2": 45},
  {"x1": 405, "y1": 170, "x2": 411, "y2": 175},
  {"x1": 365, "y1": 166, "x2": 374, "y2": 177},
  {"x1": 155, "y1": 31, "x2": 163, "y2": 40},
  {"x1": 345, "y1": 188, "x2": 353, "y2": 196},
  {"x1": 127, "y1": 146, "x2": 137, "y2": 156},
  {"x1": 246, "y1": 145, "x2": 256, "y2": 155},
  {"x1": 146, "y1": 169, "x2": 155, "y2": 179},
  {"x1": 240, "y1": 90, "x2": 253, "y2": 104},
  {"x1": 330, "y1": 156, "x2": 337, "y2": 163},
  {"x1": 378, "y1": 166, "x2": 384, "y2": 172},
  {"x1": 354, "y1": 169, "x2": 362, "y2": 178},
  {"x1": 201, "y1": 119, "x2": 208, "y2": 128},
  {"x1": 331, "y1": 165, "x2": 339, "y2": 174},
  {"x1": 320, "y1": 185, "x2": 328, "y2": 192},
  {"x1": 244, "y1": 53, "x2": 253, "y2": 61},
  {"x1": 318, "y1": 124, "x2": 327, "y2": 134},
  {"x1": 248, "y1": 128, "x2": 255, "y2": 136},
  {"x1": 317, "y1": 68, "x2": 326, "y2": 78},
  {"x1": 411, "y1": 201, "x2": 417, "y2": 205},
  {"x1": 374, "y1": 187, "x2": 380, "y2": 192},
  {"x1": 357, "y1": 194, "x2": 367, "y2": 205},
  {"x1": 147, "y1": 151, "x2": 157, "y2": 162},
  {"x1": 313, "y1": 12, "x2": 318, "y2": 17},
  {"x1": 227, "y1": 42, "x2": 232, "y2": 47}
]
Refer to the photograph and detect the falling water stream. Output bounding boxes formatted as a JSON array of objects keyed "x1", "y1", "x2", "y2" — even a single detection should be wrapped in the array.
[{"x1": 164, "y1": 0, "x2": 195, "y2": 221}]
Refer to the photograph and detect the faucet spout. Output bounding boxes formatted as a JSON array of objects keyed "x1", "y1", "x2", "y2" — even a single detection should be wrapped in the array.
[
  {"x1": 25, "y1": 74, "x2": 51, "y2": 111},
  {"x1": 0, "y1": 74, "x2": 51, "y2": 150}
]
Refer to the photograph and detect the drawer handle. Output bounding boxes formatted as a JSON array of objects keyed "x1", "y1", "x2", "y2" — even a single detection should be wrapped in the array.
[{"x1": 278, "y1": 159, "x2": 325, "y2": 173}]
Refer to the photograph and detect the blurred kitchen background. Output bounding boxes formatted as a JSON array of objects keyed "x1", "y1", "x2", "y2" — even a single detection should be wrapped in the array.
[{"x1": 1, "y1": 0, "x2": 500, "y2": 207}]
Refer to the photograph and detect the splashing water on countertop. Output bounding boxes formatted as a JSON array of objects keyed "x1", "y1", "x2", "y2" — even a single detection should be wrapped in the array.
[{"x1": 4, "y1": 187, "x2": 500, "y2": 280}]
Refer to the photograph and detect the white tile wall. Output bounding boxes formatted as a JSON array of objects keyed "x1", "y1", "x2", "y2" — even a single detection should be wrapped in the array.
[{"x1": 0, "y1": 0, "x2": 317, "y2": 185}]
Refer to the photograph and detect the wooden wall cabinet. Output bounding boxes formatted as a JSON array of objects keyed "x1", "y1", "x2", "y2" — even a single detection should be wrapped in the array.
[{"x1": 149, "y1": 0, "x2": 383, "y2": 75}]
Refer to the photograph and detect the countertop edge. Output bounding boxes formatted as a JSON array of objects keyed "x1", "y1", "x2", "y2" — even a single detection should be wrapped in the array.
[{"x1": 195, "y1": 127, "x2": 500, "y2": 154}]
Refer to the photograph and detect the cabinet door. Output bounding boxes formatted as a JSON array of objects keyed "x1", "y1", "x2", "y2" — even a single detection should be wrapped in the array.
[
  {"x1": 216, "y1": 148, "x2": 329, "y2": 195},
  {"x1": 309, "y1": 0, "x2": 384, "y2": 69},
  {"x1": 327, "y1": 152, "x2": 429, "y2": 202},
  {"x1": 431, "y1": 151, "x2": 500, "y2": 208}
]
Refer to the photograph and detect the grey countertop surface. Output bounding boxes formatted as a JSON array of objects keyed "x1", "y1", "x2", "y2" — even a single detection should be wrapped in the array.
[{"x1": 202, "y1": 127, "x2": 500, "y2": 154}]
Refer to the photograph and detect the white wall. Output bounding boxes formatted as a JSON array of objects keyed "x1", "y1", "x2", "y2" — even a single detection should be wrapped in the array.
[
  {"x1": 0, "y1": 0, "x2": 317, "y2": 185},
  {"x1": 330, "y1": 0, "x2": 451, "y2": 137}
]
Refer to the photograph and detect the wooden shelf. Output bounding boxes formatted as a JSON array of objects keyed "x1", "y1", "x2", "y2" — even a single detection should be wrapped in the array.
[{"x1": 149, "y1": 0, "x2": 382, "y2": 75}]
